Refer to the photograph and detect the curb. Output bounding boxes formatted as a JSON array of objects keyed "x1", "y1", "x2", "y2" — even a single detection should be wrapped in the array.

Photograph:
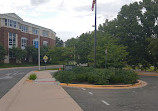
[
  {"x1": 60, "y1": 80, "x2": 147, "y2": 89},
  {"x1": 138, "y1": 74, "x2": 158, "y2": 76},
  {"x1": 0, "y1": 71, "x2": 34, "y2": 111},
  {"x1": 26, "y1": 79, "x2": 34, "y2": 82}
]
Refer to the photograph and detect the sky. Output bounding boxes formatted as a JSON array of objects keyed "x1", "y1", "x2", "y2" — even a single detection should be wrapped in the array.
[{"x1": 0, "y1": 0, "x2": 141, "y2": 41}]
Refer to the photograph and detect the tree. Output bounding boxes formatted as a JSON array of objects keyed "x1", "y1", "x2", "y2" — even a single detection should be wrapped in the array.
[
  {"x1": 48, "y1": 47, "x2": 74, "y2": 64},
  {"x1": 9, "y1": 47, "x2": 27, "y2": 63},
  {"x1": 0, "y1": 44, "x2": 6, "y2": 62},
  {"x1": 114, "y1": 0, "x2": 158, "y2": 68},
  {"x1": 88, "y1": 33, "x2": 128, "y2": 68},
  {"x1": 40, "y1": 46, "x2": 50, "y2": 63},
  {"x1": 65, "y1": 38, "x2": 77, "y2": 47},
  {"x1": 147, "y1": 38, "x2": 158, "y2": 70},
  {"x1": 56, "y1": 37, "x2": 64, "y2": 47},
  {"x1": 109, "y1": 1, "x2": 157, "y2": 68},
  {"x1": 25, "y1": 46, "x2": 38, "y2": 64},
  {"x1": 75, "y1": 33, "x2": 93, "y2": 64}
]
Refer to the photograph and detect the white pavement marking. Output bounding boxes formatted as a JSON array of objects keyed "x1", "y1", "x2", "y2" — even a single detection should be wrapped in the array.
[
  {"x1": 6, "y1": 73, "x2": 12, "y2": 76},
  {"x1": 34, "y1": 78, "x2": 60, "y2": 85},
  {"x1": 88, "y1": 92, "x2": 93, "y2": 95},
  {"x1": 12, "y1": 73, "x2": 18, "y2": 76},
  {"x1": 0, "y1": 76, "x2": 13, "y2": 80},
  {"x1": 102, "y1": 100, "x2": 110, "y2": 106},
  {"x1": 81, "y1": 88, "x2": 86, "y2": 91}
]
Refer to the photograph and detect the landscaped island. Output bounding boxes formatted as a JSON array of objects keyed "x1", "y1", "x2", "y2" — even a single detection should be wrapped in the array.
[{"x1": 53, "y1": 67, "x2": 139, "y2": 85}]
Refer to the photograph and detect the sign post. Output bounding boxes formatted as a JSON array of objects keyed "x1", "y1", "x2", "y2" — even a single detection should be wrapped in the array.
[
  {"x1": 105, "y1": 49, "x2": 108, "y2": 68},
  {"x1": 43, "y1": 55, "x2": 48, "y2": 70}
]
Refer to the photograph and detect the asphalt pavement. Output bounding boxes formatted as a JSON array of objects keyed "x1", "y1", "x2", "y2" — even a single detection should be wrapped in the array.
[
  {"x1": 63, "y1": 76, "x2": 158, "y2": 111},
  {"x1": 0, "y1": 65, "x2": 62, "y2": 99}
]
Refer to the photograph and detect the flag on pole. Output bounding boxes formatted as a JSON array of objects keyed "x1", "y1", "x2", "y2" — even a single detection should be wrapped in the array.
[{"x1": 91, "y1": 0, "x2": 95, "y2": 11}]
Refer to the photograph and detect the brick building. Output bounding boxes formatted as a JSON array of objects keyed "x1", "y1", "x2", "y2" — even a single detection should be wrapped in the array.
[{"x1": 0, "y1": 13, "x2": 56, "y2": 63}]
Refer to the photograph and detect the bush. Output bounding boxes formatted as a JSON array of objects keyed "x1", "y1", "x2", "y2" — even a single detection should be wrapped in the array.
[
  {"x1": 53, "y1": 67, "x2": 139, "y2": 85},
  {"x1": 28, "y1": 73, "x2": 37, "y2": 80},
  {"x1": 109, "y1": 69, "x2": 138, "y2": 84}
]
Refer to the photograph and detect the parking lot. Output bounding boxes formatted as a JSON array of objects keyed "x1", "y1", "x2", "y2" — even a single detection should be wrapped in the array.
[{"x1": 63, "y1": 76, "x2": 158, "y2": 111}]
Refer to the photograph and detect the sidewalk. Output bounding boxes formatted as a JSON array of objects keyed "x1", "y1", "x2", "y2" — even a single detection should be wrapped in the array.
[{"x1": 0, "y1": 70, "x2": 83, "y2": 111}]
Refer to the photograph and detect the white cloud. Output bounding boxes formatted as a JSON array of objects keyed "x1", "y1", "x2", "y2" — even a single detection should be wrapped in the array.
[{"x1": 0, "y1": 0, "x2": 142, "y2": 41}]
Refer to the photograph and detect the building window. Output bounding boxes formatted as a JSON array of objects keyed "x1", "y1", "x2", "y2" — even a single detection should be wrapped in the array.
[
  {"x1": 43, "y1": 41, "x2": 48, "y2": 46},
  {"x1": 5, "y1": 19, "x2": 17, "y2": 28},
  {"x1": 9, "y1": 32, "x2": 16, "y2": 48},
  {"x1": 20, "y1": 25, "x2": 28, "y2": 32},
  {"x1": 32, "y1": 38, "x2": 39, "y2": 48},
  {"x1": 9, "y1": 51, "x2": 15, "y2": 58},
  {"x1": 43, "y1": 31, "x2": 48, "y2": 37},
  {"x1": 21, "y1": 37, "x2": 28, "y2": 49},
  {"x1": 32, "y1": 28, "x2": 38, "y2": 35}
]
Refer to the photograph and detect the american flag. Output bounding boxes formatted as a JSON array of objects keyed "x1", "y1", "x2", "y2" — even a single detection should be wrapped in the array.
[{"x1": 91, "y1": 0, "x2": 95, "y2": 11}]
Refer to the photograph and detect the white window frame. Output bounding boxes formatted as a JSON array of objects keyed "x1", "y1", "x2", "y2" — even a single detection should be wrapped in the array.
[
  {"x1": 21, "y1": 37, "x2": 28, "y2": 49},
  {"x1": 9, "y1": 32, "x2": 17, "y2": 48},
  {"x1": 20, "y1": 25, "x2": 28, "y2": 33},
  {"x1": 32, "y1": 38, "x2": 38, "y2": 46},
  {"x1": 5, "y1": 19, "x2": 17, "y2": 28},
  {"x1": 43, "y1": 31, "x2": 48, "y2": 37},
  {"x1": 43, "y1": 41, "x2": 48, "y2": 46},
  {"x1": 32, "y1": 28, "x2": 38, "y2": 35}
]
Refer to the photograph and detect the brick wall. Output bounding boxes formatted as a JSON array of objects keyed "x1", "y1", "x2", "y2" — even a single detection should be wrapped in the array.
[{"x1": 0, "y1": 27, "x2": 56, "y2": 53}]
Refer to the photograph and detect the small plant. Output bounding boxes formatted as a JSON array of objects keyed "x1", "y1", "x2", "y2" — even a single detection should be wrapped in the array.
[{"x1": 28, "y1": 73, "x2": 37, "y2": 80}]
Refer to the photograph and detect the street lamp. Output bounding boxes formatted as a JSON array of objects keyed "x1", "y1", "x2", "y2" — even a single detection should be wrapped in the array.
[{"x1": 105, "y1": 49, "x2": 108, "y2": 68}]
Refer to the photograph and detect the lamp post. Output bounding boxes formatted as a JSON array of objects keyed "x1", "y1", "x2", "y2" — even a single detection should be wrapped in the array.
[{"x1": 105, "y1": 49, "x2": 107, "y2": 68}]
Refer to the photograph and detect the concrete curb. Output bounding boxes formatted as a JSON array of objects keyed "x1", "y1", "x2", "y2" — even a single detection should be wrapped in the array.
[
  {"x1": 60, "y1": 80, "x2": 147, "y2": 89},
  {"x1": 0, "y1": 71, "x2": 34, "y2": 111},
  {"x1": 138, "y1": 74, "x2": 158, "y2": 76}
]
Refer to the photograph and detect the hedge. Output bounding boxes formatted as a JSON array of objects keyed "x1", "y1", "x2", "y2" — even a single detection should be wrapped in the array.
[{"x1": 53, "y1": 67, "x2": 139, "y2": 85}]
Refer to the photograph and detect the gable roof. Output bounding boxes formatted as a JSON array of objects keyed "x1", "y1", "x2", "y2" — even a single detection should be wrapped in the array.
[{"x1": 5, "y1": 13, "x2": 23, "y2": 21}]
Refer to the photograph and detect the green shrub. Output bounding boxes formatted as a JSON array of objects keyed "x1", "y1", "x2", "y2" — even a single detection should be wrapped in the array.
[
  {"x1": 87, "y1": 69, "x2": 113, "y2": 85},
  {"x1": 28, "y1": 73, "x2": 37, "y2": 80},
  {"x1": 76, "y1": 74, "x2": 88, "y2": 82},
  {"x1": 72, "y1": 67, "x2": 94, "y2": 74},
  {"x1": 109, "y1": 69, "x2": 138, "y2": 84},
  {"x1": 53, "y1": 67, "x2": 139, "y2": 85}
]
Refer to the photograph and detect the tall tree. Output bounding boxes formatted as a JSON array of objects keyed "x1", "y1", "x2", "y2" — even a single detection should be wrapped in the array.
[
  {"x1": 56, "y1": 37, "x2": 64, "y2": 47},
  {"x1": 75, "y1": 33, "x2": 93, "y2": 64},
  {"x1": 116, "y1": 2, "x2": 150, "y2": 67},
  {"x1": 65, "y1": 38, "x2": 77, "y2": 48},
  {"x1": 88, "y1": 33, "x2": 128, "y2": 68},
  {"x1": 48, "y1": 47, "x2": 74, "y2": 64}
]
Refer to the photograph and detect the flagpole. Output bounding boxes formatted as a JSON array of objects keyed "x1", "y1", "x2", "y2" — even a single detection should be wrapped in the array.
[
  {"x1": 38, "y1": 31, "x2": 40, "y2": 70},
  {"x1": 94, "y1": 0, "x2": 97, "y2": 68}
]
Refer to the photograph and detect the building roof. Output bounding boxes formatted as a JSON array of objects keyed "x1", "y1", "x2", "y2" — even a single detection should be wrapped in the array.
[
  {"x1": 5, "y1": 13, "x2": 23, "y2": 21},
  {"x1": 0, "y1": 13, "x2": 56, "y2": 34}
]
